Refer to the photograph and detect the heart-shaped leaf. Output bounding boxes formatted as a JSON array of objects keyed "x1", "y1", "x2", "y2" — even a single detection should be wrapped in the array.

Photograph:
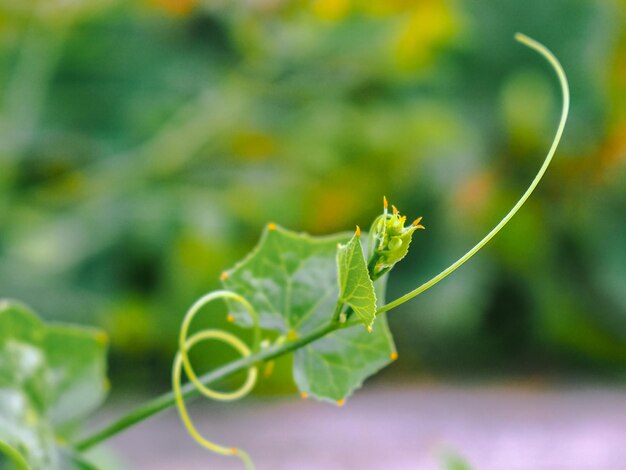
[
  {"x1": 293, "y1": 313, "x2": 395, "y2": 403},
  {"x1": 222, "y1": 225, "x2": 350, "y2": 334},
  {"x1": 222, "y1": 225, "x2": 395, "y2": 403}
]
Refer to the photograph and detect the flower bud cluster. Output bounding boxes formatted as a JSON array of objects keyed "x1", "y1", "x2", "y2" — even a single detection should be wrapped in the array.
[{"x1": 368, "y1": 197, "x2": 424, "y2": 279}]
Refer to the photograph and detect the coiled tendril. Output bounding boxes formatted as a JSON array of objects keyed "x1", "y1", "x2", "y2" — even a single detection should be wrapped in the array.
[{"x1": 172, "y1": 290, "x2": 261, "y2": 469}]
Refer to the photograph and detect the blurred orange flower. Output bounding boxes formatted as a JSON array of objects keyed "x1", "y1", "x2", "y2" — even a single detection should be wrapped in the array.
[{"x1": 152, "y1": 0, "x2": 197, "y2": 16}]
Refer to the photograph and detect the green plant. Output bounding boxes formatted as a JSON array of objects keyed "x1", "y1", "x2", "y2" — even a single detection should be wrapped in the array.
[{"x1": 0, "y1": 33, "x2": 569, "y2": 469}]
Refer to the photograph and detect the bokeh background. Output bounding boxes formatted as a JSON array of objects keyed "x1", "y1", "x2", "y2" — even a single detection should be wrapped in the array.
[{"x1": 1, "y1": 0, "x2": 625, "y2": 468}]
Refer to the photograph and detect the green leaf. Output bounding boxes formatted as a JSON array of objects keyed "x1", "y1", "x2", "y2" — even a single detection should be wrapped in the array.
[
  {"x1": 223, "y1": 225, "x2": 349, "y2": 334},
  {"x1": 336, "y1": 231, "x2": 377, "y2": 329},
  {"x1": 0, "y1": 301, "x2": 108, "y2": 470},
  {"x1": 223, "y1": 225, "x2": 396, "y2": 403},
  {"x1": 293, "y1": 313, "x2": 395, "y2": 402},
  {"x1": 293, "y1": 275, "x2": 395, "y2": 403},
  {"x1": 44, "y1": 325, "x2": 109, "y2": 427}
]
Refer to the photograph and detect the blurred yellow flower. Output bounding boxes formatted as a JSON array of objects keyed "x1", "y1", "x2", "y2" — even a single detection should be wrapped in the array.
[
  {"x1": 359, "y1": 0, "x2": 414, "y2": 17},
  {"x1": 393, "y1": 0, "x2": 458, "y2": 70},
  {"x1": 312, "y1": 0, "x2": 351, "y2": 21},
  {"x1": 230, "y1": 131, "x2": 277, "y2": 161}
]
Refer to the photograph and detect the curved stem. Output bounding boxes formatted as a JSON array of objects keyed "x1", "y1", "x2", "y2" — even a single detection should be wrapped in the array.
[{"x1": 377, "y1": 33, "x2": 569, "y2": 315}]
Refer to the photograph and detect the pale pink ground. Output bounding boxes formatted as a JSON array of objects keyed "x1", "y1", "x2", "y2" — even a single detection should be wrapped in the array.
[{"x1": 88, "y1": 384, "x2": 626, "y2": 470}]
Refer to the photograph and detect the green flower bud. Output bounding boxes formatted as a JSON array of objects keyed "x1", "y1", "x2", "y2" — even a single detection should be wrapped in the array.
[{"x1": 368, "y1": 197, "x2": 425, "y2": 279}]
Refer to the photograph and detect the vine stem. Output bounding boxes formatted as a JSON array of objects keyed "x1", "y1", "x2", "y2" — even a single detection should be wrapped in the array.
[
  {"x1": 74, "y1": 321, "x2": 338, "y2": 452},
  {"x1": 73, "y1": 33, "x2": 569, "y2": 454},
  {"x1": 377, "y1": 32, "x2": 570, "y2": 314}
]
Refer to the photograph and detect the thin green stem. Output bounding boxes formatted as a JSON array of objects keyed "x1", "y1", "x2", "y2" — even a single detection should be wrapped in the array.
[
  {"x1": 331, "y1": 299, "x2": 346, "y2": 323},
  {"x1": 74, "y1": 321, "x2": 338, "y2": 452},
  {"x1": 377, "y1": 33, "x2": 569, "y2": 315}
]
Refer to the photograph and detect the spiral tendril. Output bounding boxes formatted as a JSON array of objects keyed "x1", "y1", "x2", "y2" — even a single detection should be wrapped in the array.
[{"x1": 173, "y1": 290, "x2": 261, "y2": 469}]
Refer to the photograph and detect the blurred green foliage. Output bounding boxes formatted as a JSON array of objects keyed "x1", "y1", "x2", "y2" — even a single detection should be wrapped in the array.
[{"x1": 1, "y1": 0, "x2": 625, "y2": 391}]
